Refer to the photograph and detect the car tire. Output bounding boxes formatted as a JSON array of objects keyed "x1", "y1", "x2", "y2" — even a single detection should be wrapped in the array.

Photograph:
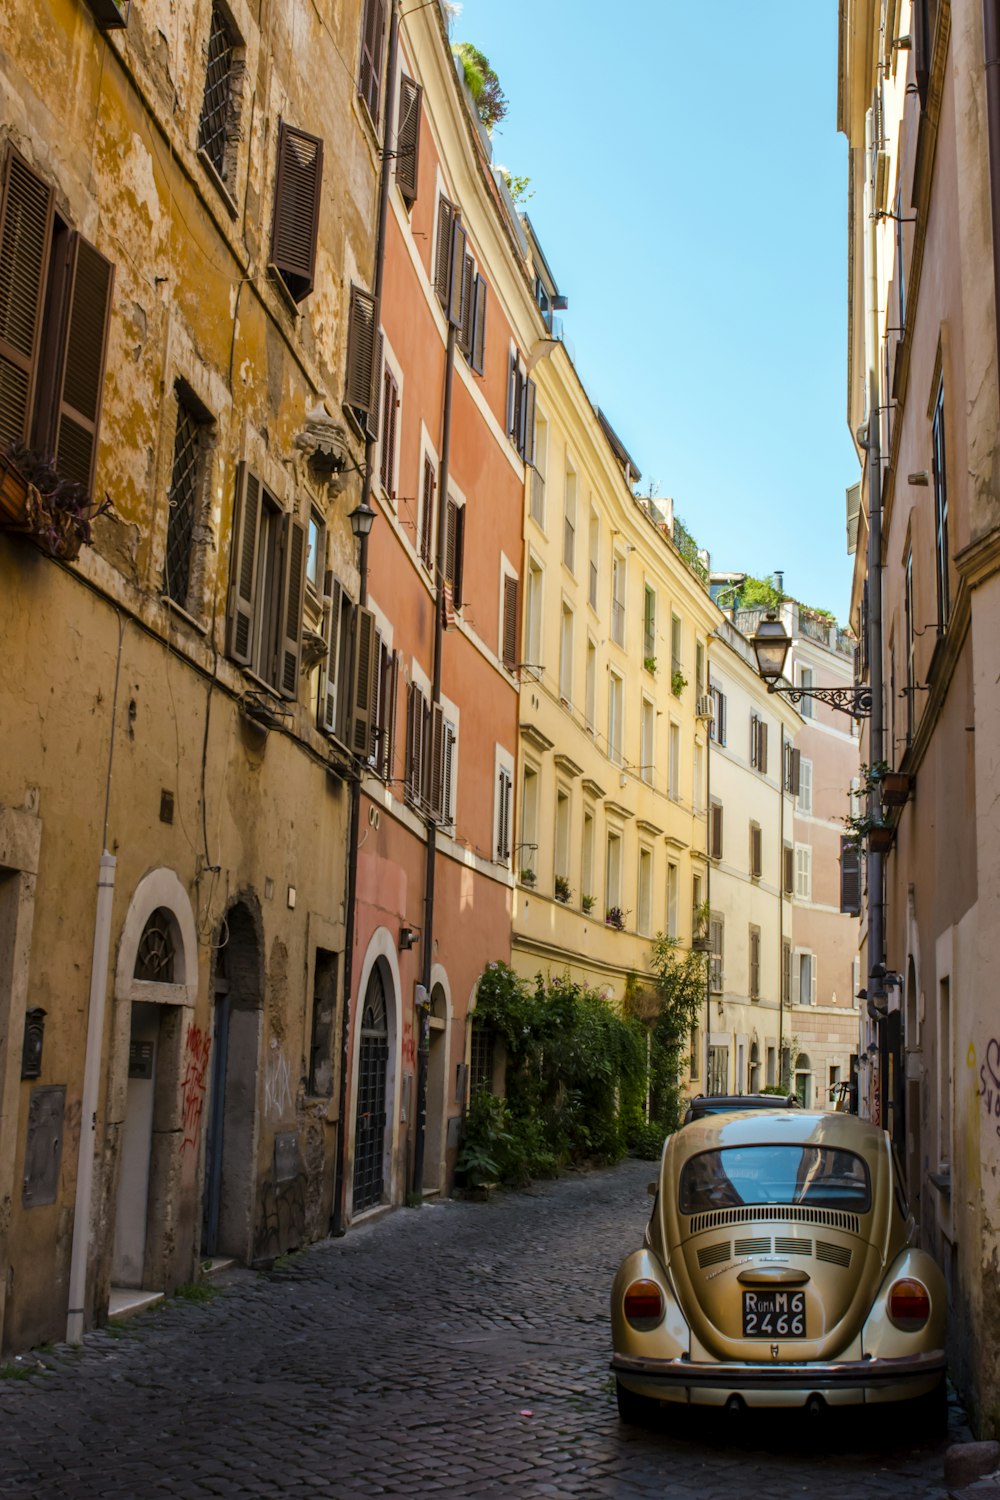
[{"x1": 615, "y1": 1378, "x2": 659, "y2": 1426}]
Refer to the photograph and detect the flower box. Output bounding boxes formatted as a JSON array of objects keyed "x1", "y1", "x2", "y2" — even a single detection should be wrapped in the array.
[
  {"x1": 0, "y1": 457, "x2": 34, "y2": 530},
  {"x1": 1, "y1": 446, "x2": 110, "y2": 561},
  {"x1": 880, "y1": 772, "x2": 912, "y2": 807},
  {"x1": 867, "y1": 823, "x2": 895, "y2": 853}
]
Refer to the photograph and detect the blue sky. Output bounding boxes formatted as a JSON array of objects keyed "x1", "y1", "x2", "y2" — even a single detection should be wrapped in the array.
[{"x1": 452, "y1": 0, "x2": 860, "y2": 620}]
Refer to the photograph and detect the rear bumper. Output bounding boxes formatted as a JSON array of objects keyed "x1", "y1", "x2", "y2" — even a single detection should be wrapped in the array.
[{"x1": 612, "y1": 1348, "x2": 946, "y2": 1393}]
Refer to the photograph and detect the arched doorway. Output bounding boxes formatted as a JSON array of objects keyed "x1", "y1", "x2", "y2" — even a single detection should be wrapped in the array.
[
  {"x1": 422, "y1": 984, "x2": 448, "y2": 1193},
  {"x1": 353, "y1": 964, "x2": 390, "y2": 1213},
  {"x1": 794, "y1": 1053, "x2": 813, "y2": 1107},
  {"x1": 202, "y1": 902, "x2": 262, "y2": 1260}
]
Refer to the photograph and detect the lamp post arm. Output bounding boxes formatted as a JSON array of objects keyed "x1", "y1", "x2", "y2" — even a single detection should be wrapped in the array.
[{"x1": 764, "y1": 683, "x2": 872, "y2": 719}]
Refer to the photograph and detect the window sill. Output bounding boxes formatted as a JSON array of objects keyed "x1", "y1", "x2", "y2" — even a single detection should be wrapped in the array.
[
  {"x1": 162, "y1": 595, "x2": 209, "y2": 636},
  {"x1": 197, "y1": 148, "x2": 239, "y2": 221},
  {"x1": 929, "y1": 1166, "x2": 951, "y2": 1197},
  {"x1": 267, "y1": 265, "x2": 303, "y2": 322}
]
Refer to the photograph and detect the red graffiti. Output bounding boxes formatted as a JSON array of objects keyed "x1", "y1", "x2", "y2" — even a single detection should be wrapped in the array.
[
  {"x1": 402, "y1": 1027, "x2": 416, "y2": 1069},
  {"x1": 181, "y1": 1022, "x2": 211, "y2": 1154}
]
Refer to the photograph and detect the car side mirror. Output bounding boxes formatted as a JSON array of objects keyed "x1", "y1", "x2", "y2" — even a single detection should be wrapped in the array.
[{"x1": 647, "y1": 1181, "x2": 658, "y2": 1197}]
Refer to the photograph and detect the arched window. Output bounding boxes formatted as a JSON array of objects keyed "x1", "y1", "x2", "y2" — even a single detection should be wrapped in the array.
[{"x1": 134, "y1": 908, "x2": 178, "y2": 982}]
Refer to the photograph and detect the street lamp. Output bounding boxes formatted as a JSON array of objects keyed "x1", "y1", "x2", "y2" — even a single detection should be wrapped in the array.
[
  {"x1": 348, "y1": 499, "x2": 376, "y2": 539},
  {"x1": 750, "y1": 612, "x2": 872, "y2": 719}
]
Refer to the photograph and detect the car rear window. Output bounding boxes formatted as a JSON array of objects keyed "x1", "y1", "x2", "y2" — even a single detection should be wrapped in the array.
[{"x1": 678, "y1": 1145, "x2": 871, "y2": 1214}]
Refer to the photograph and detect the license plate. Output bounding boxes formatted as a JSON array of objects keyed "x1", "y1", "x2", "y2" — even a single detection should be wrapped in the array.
[{"x1": 742, "y1": 1290, "x2": 807, "y2": 1338}]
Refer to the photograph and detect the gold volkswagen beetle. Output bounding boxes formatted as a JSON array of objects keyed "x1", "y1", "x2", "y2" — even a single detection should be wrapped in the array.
[{"x1": 611, "y1": 1109, "x2": 946, "y2": 1421}]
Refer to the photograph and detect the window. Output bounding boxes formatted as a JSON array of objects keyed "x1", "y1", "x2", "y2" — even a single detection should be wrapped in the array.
[
  {"x1": 606, "y1": 830, "x2": 622, "y2": 909},
  {"x1": 709, "y1": 799, "x2": 723, "y2": 860},
  {"x1": 319, "y1": 581, "x2": 356, "y2": 743},
  {"x1": 496, "y1": 765, "x2": 513, "y2": 863},
  {"x1": 708, "y1": 684, "x2": 727, "y2": 745},
  {"x1": 433, "y1": 195, "x2": 456, "y2": 308},
  {"x1": 750, "y1": 712, "x2": 769, "y2": 774},
  {"x1": 796, "y1": 952, "x2": 816, "y2": 1006},
  {"x1": 520, "y1": 765, "x2": 539, "y2": 875},
  {"x1": 749, "y1": 925, "x2": 761, "y2": 1000},
  {"x1": 643, "y1": 585, "x2": 656, "y2": 661},
  {"x1": 709, "y1": 914, "x2": 724, "y2": 993},
  {"x1": 358, "y1": 0, "x2": 387, "y2": 125},
  {"x1": 403, "y1": 686, "x2": 454, "y2": 823},
  {"x1": 164, "y1": 383, "x2": 212, "y2": 612},
  {"x1": 666, "y1": 861, "x2": 679, "y2": 938},
  {"x1": 525, "y1": 557, "x2": 543, "y2": 667},
  {"x1": 506, "y1": 348, "x2": 536, "y2": 462},
  {"x1": 559, "y1": 602, "x2": 574, "y2": 704},
  {"x1": 469, "y1": 1019, "x2": 495, "y2": 1095},
  {"x1": 668, "y1": 721, "x2": 680, "y2": 801},
  {"x1": 782, "y1": 940, "x2": 792, "y2": 1007},
  {"x1": 637, "y1": 848, "x2": 653, "y2": 936},
  {"x1": 444, "y1": 495, "x2": 465, "y2": 608},
  {"x1": 932, "y1": 376, "x2": 950, "y2": 629},
  {"x1": 306, "y1": 510, "x2": 325, "y2": 598},
  {"x1": 670, "y1": 614, "x2": 682, "y2": 679},
  {"x1": 794, "y1": 844, "x2": 812, "y2": 901},
  {"x1": 608, "y1": 672, "x2": 623, "y2": 764},
  {"x1": 840, "y1": 836, "x2": 862, "y2": 916},
  {"x1": 766, "y1": 1045, "x2": 777, "y2": 1088},
  {"x1": 555, "y1": 789, "x2": 570, "y2": 882},
  {"x1": 344, "y1": 285, "x2": 381, "y2": 437},
  {"x1": 271, "y1": 123, "x2": 323, "y2": 304},
  {"x1": 640, "y1": 699, "x2": 655, "y2": 785},
  {"x1": 611, "y1": 553, "x2": 626, "y2": 646},
  {"x1": 905, "y1": 548, "x2": 915, "y2": 743},
  {"x1": 784, "y1": 744, "x2": 801, "y2": 795},
  {"x1": 695, "y1": 639, "x2": 705, "y2": 696},
  {"x1": 798, "y1": 665, "x2": 814, "y2": 718},
  {"x1": 198, "y1": 3, "x2": 242, "y2": 192},
  {"x1": 749, "y1": 822, "x2": 762, "y2": 880},
  {"x1": 588, "y1": 508, "x2": 599, "y2": 609},
  {"x1": 395, "y1": 74, "x2": 423, "y2": 206},
  {"x1": 0, "y1": 148, "x2": 114, "y2": 493},
  {"x1": 309, "y1": 949, "x2": 338, "y2": 1096},
  {"x1": 581, "y1": 808, "x2": 595, "y2": 902},
  {"x1": 502, "y1": 572, "x2": 519, "y2": 672},
  {"x1": 370, "y1": 633, "x2": 398, "y2": 780},
  {"x1": 797, "y1": 758, "x2": 813, "y2": 815},
  {"x1": 692, "y1": 873, "x2": 703, "y2": 936},
  {"x1": 378, "y1": 358, "x2": 399, "y2": 499},
  {"x1": 585, "y1": 638, "x2": 597, "y2": 733},
  {"x1": 530, "y1": 414, "x2": 547, "y2": 526},
  {"x1": 226, "y1": 465, "x2": 306, "y2": 700},
  {"x1": 693, "y1": 742, "x2": 704, "y2": 813},
  {"x1": 783, "y1": 842, "x2": 794, "y2": 896},
  {"x1": 419, "y1": 454, "x2": 436, "y2": 570},
  {"x1": 563, "y1": 465, "x2": 577, "y2": 572}
]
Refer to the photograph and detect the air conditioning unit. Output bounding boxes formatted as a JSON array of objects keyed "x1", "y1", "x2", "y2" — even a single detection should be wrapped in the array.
[{"x1": 695, "y1": 695, "x2": 715, "y2": 722}]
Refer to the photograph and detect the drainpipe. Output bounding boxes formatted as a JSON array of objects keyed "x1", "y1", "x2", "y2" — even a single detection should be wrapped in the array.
[
  {"x1": 412, "y1": 296, "x2": 459, "y2": 1197},
  {"x1": 332, "y1": 0, "x2": 400, "y2": 1236},
  {"x1": 67, "y1": 613, "x2": 126, "y2": 1343},
  {"x1": 778, "y1": 723, "x2": 786, "y2": 1089}
]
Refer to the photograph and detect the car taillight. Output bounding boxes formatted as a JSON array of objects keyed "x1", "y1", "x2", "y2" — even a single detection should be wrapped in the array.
[
  {"x1": 888, "y1": 1278, "x2": 931, "y2": 1331},
  {"x1": 624, "y1": 1278, "x2": 664, "y2": 1326}
]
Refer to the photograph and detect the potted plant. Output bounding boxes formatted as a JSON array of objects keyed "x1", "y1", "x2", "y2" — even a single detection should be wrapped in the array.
[
  {"x1": 671, "y1": 669, "x2": 687, "y2": 698},
  {"x1": 643, "y1": 655, "x2": 657, "y2": 675},
  {"x1": 554, "y1": 874, "x2": 571, "y2": 903},
  {"x1": 605, "y1": 906, "x2": 626, "y2": 931},
  {"x1": 581, "y1": 893, "x2": 596, "y2": 914},
  {"x1": 880, "y1": 771, "x2": 912, "y2": 807},
  {"x1": 1, "y1": 444, "x2": 112, "y2": 561},
  {"x1": 867, "y1": 822, "x2": 895, "y2": 853},
  {"x1": 519, "y1": 867, "x2": 536, "y2": 887}
]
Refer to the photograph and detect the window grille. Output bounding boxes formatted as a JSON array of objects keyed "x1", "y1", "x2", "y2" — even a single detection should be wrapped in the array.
[
  {"x1": 165, "y1": 391, "x2": 205, "y2": 607},
  {"x1": 198, "y1": 5, "x2": 237, "y2": 181},
  {"x1": 470, "y1": 1022, "x2": 495, "y2": 1094},
  {"x1": 135, "y1": 909, "x2": 177, "y2": 982}
]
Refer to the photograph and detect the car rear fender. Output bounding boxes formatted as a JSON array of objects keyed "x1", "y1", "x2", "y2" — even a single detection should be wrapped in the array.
[
  {"x1": 861, "y1": 1246, "x2": 947, "y2": 1360},
  {"x1": 611, "y1": 1249, "x2": 690, "y2": 1361}
]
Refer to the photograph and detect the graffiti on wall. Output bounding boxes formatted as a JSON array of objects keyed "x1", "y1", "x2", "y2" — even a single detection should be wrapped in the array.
[
  {"x1": 264, "y1": 1047, "x2": 292, "y2": 1120},
  {"x1": 254, "y1": 1174, "x2": 306, "y2": 1262},
  {"x1": 977, "y1": 1038, "x2": 1000, "y2": 1141},
  {"x1": 402, "y1": 1023, "x2": 416, "y2": 1070},
  {"x1": 180, "y1": 1022, "x2": 211, "y2": 1154}
]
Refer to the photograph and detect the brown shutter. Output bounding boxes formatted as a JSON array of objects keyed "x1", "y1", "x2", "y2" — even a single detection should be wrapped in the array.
[
  {"x1": 458, "y1": 254, "x2": 475, "y2": 356},
  {"x1": 507, "y1": 350, "x2": 518, "y2": 437},
  {"x1": 419, "y1": 456, "x2": 435, "y2": 567},
  {"x1": 0, "y1": 148, "x2": 53, "y2": 452},
  {"x1": 271, "y1": 123, "x2": 323, "y2": 303},
  {"x1": 759, "y1": 721, "x2": 768, "y2": 776},
  {"x1": 227, "y1": 463, "x2": 262, "y2": 665},
  {"x1": 278, "y1": 515, "x2": 306, "y2": 698},
  {"x1": 840, "y1": 837, "x2": 862, "y2": 916},
  {"x1": 786, "y1": 745, "x2": 801, "y2": 795},
  {"x1": 442, "y1": 721, "x2": 455, "y2": 824},
  {"x1": 344, "y1": 285, "x2": 379, "y2": 417},
  {"x1": 429, "y1": 701, "x2": 445, "y2": 819},
  {"x1": 396, "y1": 75, "x2": 422, "y2": 205},
  {"x1": 405, "y1": 682, "x2": 420, "y2": 799},
  {"x1": 358, "y1": 0, "x2": 386, "y2": 124},
  {"x1": 521, "y1": 376, "x2": 536, "y2": 462},
  {"x1": 452, "y1": 502, "x2": 465, "y2": 606},
  {"x1": 783, "y1": 843, "x2": 794, "y2": 896},
  {"x1": 913, "y1": 0, "x2": 930, "y2": 110},
  {"x1": 52, "y1": 235, "x2": 114, "y2": 493},
  {"x1": 433, "y1": 196, "x2": 455, "y2": 306},
  {"x1": 710, "y1": 802, "x2": 723, "y2": 860},
  {"x1": 369, "y1": 631, "x2": 384, "y2": 760},
  {"x1": 350, "y1": 606, "x2": 377, "y2": 756},
  {"x1": 379, "y1": 363, "x2": 398, "y2": 495},
  {"x1": 750, "y1": 824, "x2": 762, "y2": 879},
  {"x1": 447, "y1": 220, "x2": 467, "y2": 327},
  {"x1": 471, "y1": 274, "x2": 487, "y2": 375},
  {"x1": 502, "y1": 575, "x2": 519, "y2": 670},
  {"x1": 321, "y1": 579, "x2": 343, "y2": 733},
  {"x1": 445, "y1": 498, "x2": 457, "y2": 585},
  {"x1": 750, "y1": 927, "x2": 760, "y2": 998},
  {"x1": 380, "y1": 649, "x2": 399, "y2": 780}
]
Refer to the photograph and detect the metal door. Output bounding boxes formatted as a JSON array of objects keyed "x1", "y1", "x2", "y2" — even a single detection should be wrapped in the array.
[
  {"x1": 353, "y1": 967, "x2": 389, "y2": 1212},
  {"x1": 202, "y1": 980, "x2": 230, "y2": 1257}
]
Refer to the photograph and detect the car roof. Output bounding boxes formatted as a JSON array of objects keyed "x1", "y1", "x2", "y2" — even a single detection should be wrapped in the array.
[
  {"x1": 687, "y1": 1094, "x2": 797, "y2": 1111},
  {"x1": 671, "y1": 1109, "x2": 887, "y2": 1158}
]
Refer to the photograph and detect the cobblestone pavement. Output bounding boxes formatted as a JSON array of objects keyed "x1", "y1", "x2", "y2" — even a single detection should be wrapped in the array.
[{"x1": 0, "y1": 1159, "x2": 967, "y2": 1500}]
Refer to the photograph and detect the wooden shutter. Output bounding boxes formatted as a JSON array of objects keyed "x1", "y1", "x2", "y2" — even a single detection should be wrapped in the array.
[
  {"x1": 0, "y1": 149, "x2": 53, "y2": 452},
  {"x1": 522, "y1": 377, "x2": 536, "y2": 463},
  {"x1": 507, "y1": 350, "x2": 519, "y2": 438},
  {"x1": 379, "y1": 650, "x2": 399, "y2": 780},
  {"x1": 913, "y1": 0, "x2": 930, "y2": 109},
  {"x1": 321, "y1": 579, "x2": 343, "y2": 733},
  {"x1": 783, "y1": 843, "x2": 794, "y2": 896},
  {"x1": 433, "y1": 196, "x2": 455, "y2": 307},
  {"x1": 458, "y1": 254, "x2": 475, "y2": 356},
  {"x1": 405, "y1": 682, "x2": 422, "y2": 801},
  {"x1": 502, "y1": 574, "x2": 519, "y2": 670},
  {"x1": 749, "y1": 927, "x2": 760, "y2": 998},
  {"x1": 419, "y1": 456, "x2": 435, "y2": 567},
  {"x1": 278, "y1": 515, "x2": 306, "y2": 698},
  {"x1": 51, "y1": 234, "x2": 114, "y2": 494},
  {"x1": 758, "y1": 721, "x2": 768, "y2": 775},
  {"x1": 368, "y1": 630, "x2": 384, "y2": 760},
  {"x1": 227, "y1": 463, "x2": 262, "y2": 665},
  {"x1": 344, "y1": 285, "x2": 379, "y2": 418},
  {"x1": 358, "y1": 0, "x2": 386, "y2": 123},
  {"x1": 466, "y1": 274, "x2": 486, "y2": 376},
  {"x1": 496, "y1": 768, "x2": 511, "y2": 859},
  {"x1": 447, "y1": 221, "x2": 467, "y2": 328},
  {"x1": 349, "y1": 606, "x2": 377, "y2": 756},
  {"x1": 429, "y1": 702, "x2": 445, "y2": 819},
  {"x1": 452, "y1": 502, "x2": 465, "y2": 606},
  {"x1": 379, "y1": 363, "x2": 398, "y2": 496},
  {"x1": 442, "y1": 721, "x2": 455, "y2": 824},
  {"x1": 445, "y1": 498, "x2": 458, "y2": 586},
  {"x1": 786, "y1": 745, "x2": 801, "y2": 796},
  {"x1": 396, "y1": 75, "x2": 422, "y2": 205},
  {"x1": 271, "y1": 123, "x2": 323, "y2": 303},
  {"x1": 840, "y1": 837, "x2": 862, "y2": 915},
  {"x1": 710, "y1": 802, "x2": 723, "y2": 860},
  {"x1": 750, "y1": 714, "x2": 758, "y2": 767}
]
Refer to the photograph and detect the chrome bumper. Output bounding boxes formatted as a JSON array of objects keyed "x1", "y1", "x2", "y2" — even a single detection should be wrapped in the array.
[{"x1": 612, "y1": 1348, "x2": 946, "y2": 1391}]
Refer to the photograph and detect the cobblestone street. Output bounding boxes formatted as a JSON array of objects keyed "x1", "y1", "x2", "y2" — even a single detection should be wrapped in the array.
[{"x1": 0, "y1": 1160, "x2": 964, "y2": 1499}]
